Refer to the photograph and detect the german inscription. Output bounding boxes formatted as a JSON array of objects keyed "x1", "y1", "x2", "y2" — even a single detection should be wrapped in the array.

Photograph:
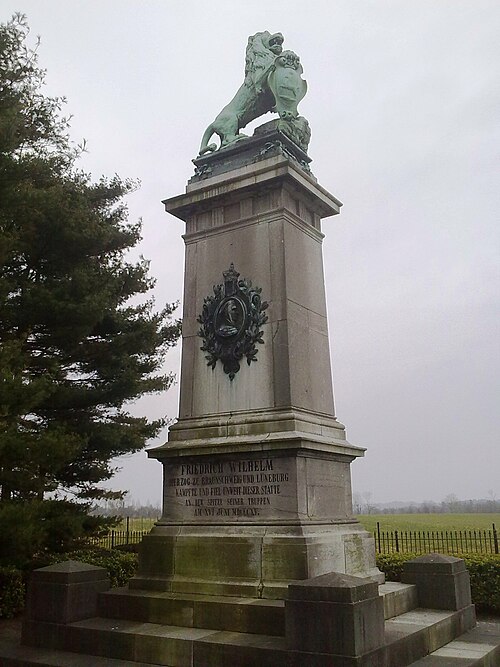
[{"x1": 164, "y1": 457, "x2": 294, "y2": 521}]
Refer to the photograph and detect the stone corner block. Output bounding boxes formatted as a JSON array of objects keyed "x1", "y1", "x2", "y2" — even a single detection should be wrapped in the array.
[
  {"x1": 401, "y1": 552, "x2": 472, "y2": 611},
  {"x1": 25, "y1": 559, "x2": 110, "y2": 624},
  {"x1": 285, "y1": 571, "x2": 385, "y2": 657},
  {"x1": 288, "y1": 571, "x2": 379, "y2": 603}
]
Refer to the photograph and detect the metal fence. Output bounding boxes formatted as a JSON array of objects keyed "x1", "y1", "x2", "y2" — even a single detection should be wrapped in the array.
[
  {"x1": 374, "y1": 522, "x2": 499, "y2": 555},
  {"x1": 89, "y1": 529, "x2": 150, "y2": 550},
  {"x1": 90, "y1": 522, "x2": 500, "y2": 556}
]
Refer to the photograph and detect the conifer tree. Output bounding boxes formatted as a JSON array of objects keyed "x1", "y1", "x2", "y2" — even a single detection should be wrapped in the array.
[{"x1": 0, "y1": 14, "x2": 180, "y2": 563}]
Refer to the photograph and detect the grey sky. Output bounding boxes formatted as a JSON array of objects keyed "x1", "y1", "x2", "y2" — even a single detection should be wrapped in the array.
[{"x1": 3, "y1": 1, "x2": 499, "y2": 505}]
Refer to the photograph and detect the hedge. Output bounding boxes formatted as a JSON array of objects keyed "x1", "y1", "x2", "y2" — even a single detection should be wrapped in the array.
[
  {"x1": 31, "y1": 547, "x2": 139, "y2": 588},
  {"x1": 0, "y1": 567, "x2": 25, "y2": 619},
  {"x1": 377, "y1": 552, "x2": 500, "y2": 614},
  {"x1": 0, "y1": 547, "x2": 138, "y2": 619}
]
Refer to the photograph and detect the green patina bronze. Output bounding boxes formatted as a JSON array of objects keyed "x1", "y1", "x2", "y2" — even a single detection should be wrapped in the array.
[{"x1": 199, "y1": 31, "x2": 310, "y2": 155}]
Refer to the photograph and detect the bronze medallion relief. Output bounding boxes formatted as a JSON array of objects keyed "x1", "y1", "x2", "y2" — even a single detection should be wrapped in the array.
[{"x1": 197, "y1": 264, "x2": 268, "y2": 380}]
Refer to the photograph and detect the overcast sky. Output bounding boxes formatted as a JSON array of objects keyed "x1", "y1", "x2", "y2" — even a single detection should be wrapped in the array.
[{"x1": 3, "y1": 1, "x2": 499, "y2": 506}]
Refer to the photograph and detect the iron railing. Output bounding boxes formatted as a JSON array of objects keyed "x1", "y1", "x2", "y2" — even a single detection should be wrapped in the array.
[{"x1": 374, "y1": 522, "x2": 499, "y2": 555}]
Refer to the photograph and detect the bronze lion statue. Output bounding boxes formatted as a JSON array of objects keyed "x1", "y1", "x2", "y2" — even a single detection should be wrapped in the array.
[{"x1": 198, "y1": 31, "x2": 286, "y2": 155}]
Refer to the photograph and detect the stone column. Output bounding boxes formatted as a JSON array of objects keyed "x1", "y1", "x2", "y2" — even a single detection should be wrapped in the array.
[{"x1": 132, "y1": 130, "x2": 382, "y2": 597}]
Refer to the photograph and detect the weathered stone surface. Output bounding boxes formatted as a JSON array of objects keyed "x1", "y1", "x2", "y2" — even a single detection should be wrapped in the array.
[
  {"x1": 403, "y1": 553, "x2": 468, "y2": 574},
  {"x1": 27, "y1": 559, "x2": 108, "y2": 584},
  {"x1": 379, "y1": 581, "x2": 418, "y2": 619},
  {"x1": 139, "y1": 146, "x2": 383, "y2": 598},
  {"x1": 129, "y1": 521, "x2": 380, "y2": 598},
  {"x1": 164, "y1": 161, "x2": 340, "y2": 420},
  {"x1": 288, "y1": 572, "x2": 379, "y2": 602},
  {"x1": 99, "y1": 588, "x2": 286, "y2": 635},
  {"x1": 24, "y1": 560, "x2": 109, "y2": 626},
  {"x1": 157, "y1": 450, "x2": 359, "y2": 525},
  {"x1": 384, "y1": 605, "x2": 477, "y2": 663},
  {"x1": 286, "y1": 572, "x2": 385, "y2": 657},
  {"x1": 168, "y1": 153, "x2": 341, "y2": 225},
  {"x1": 6, "y1": 590, "x2": 497, "y2": 666},
  {"x1": 164, "y1": 408, "x2": 351, "y2": 446},
  {"x1": 138, "y1": 427, "x2": 381, "y2": 596},
  {"x1": 402, "y1": 553, "x2": 473, "y2": 611}
]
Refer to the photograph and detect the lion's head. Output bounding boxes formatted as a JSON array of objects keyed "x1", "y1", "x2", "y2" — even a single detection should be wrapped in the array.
[
  {"x1": 267, "y1": 32, "x2": 284, "y2": 55},
  {"x1": 245, "y1": 31, "x2": 284, "y2": 79}
]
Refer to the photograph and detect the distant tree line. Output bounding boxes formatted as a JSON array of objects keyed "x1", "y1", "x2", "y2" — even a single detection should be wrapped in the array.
[
  {"x1": 94, "y1": 496, "x2": 161, "y2": 519},
  {"x1": 353, "y1": 492, "x2": 500, "y2": 515},
  {"x1": 97, "y1": 492, "x2": 500, "y2": 520}
]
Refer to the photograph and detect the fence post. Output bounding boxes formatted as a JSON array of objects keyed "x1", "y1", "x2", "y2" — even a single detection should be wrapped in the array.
[
  {"x1": 126, "y1": 516, "x2": 130, "y2": 545},
  {"x1": 493, "y1": 523, "x2": 499, "y2": 555},
  {"x1": 377, "y1": 521, "x2": 381, "y2": 553},
  {"x1": 395, "y1": 530, "x2": 399, "y2": 553},
  {"x1": 111, "y1": 530, "x2": 115, "y2": 549}
]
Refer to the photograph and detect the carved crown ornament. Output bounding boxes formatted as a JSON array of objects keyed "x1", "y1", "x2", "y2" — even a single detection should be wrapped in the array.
[{"x1": 197, "y1": 264, "x2": 269, "y2": 380}]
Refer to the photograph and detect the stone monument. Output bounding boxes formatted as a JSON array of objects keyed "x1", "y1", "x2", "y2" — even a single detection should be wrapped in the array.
[
  {"x1": 9, "y1": 31, "x2": 499, "y2": 667},
  {"x1": 131, "y1": 29, "x2": 382, "y2": 598}
]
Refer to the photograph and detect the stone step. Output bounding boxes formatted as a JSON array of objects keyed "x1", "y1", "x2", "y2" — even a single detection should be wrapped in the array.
[
  {"x1": 0, "y1": 643, "x2": 156, "y2": 667},
  {"x1": 22, "y1": 616, "x2": 288, "y2": 667},
  {"x1": 20, "y1": 604, "x2": 478, "y2": 666},
  {"x1": 99, "y1": 586, "x2": 285, "y2": 635},
  {"x1": 0, "y1": 620, "x2": 155, "y2": 667},
  {"x1": 98, "y1": 581, "x2": 418, "y2": 636},
  {"x1": 380, "y1": 606, "x2": 477, "y2": 666},
  {"x1": 408, "y1": 620, "x2": 500, "y2": 666},
  {"x1": 380, "y1": 581, "x2": 418, "y2": 619},
  {"x1": 4, "y1": 628, "x2": 499, "y2": 667}
]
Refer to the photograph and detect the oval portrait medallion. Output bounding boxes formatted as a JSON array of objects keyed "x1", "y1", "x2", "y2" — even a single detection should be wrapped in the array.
[
  {"x1": 197, "y1": 264, "x2": 268, "y2": 380},
  {"x1": 214, "y1": 296, "x2": 247, "y2": 339}
]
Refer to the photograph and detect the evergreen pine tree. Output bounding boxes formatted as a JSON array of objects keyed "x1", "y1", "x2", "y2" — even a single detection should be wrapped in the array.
[{"x1": 0, "y1": 14, "x2": 180, "y2": 564}]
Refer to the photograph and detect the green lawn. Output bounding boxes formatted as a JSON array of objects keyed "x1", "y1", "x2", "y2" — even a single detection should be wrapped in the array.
[
  {"x1": 113, "y1": 517, "x2": 158, "y2": 532},
  {"x1": 108, "y1": 514, "x2": 500, "y2": 537},
  {"x1": 357, "y1": 513, "x2": 500, "y2": 533}
]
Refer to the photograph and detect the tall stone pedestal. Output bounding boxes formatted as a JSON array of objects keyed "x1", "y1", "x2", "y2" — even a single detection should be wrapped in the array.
[
  {"x1": 10, "y1": 132, "x2": 500, "y2": 667},
  {"x1": 133, "y1": 129, "x2": 382, "y2": 598}
]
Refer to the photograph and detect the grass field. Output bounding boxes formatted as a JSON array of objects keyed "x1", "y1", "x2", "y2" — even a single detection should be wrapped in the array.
[
  {"x1": 113, "y1": 517, "x2": 158, "y2": 532},
  {"x1": 357, "y1": 513, "x2": 500, "y2": 534},
  {"x1": 98, "y1": 514, "x2": 500, "y2": 554},
  {"x1": 111, "y1": 514, "x2": 500, "y2": 535}
]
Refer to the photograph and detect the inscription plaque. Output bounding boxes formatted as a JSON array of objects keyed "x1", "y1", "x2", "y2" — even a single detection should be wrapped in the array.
[{"x1": 163, "y1": 456, "x2": 296, "y2": 522}]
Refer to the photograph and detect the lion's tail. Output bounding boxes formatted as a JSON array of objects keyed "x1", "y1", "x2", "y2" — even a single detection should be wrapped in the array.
[{"x1": 199, "y1": 124, "x2": 217, "y2": 155}]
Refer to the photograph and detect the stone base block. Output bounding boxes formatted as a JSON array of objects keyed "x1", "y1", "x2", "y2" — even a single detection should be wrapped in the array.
[
  {"x1": 286, "y1": 572, "x2": 385, "y2": 657},
  {"x1": 130, "y1": 523, "x2": 382, "y2": 598},
  {"x1": 134, "y1": 439, "x2": 383, "y2": 597},
  {"x1": 401, "y1": 553, "x2": 473, "y2": 611},
  {"x1": 23, "y1": 560, "x2": 109, "y2": 626}
]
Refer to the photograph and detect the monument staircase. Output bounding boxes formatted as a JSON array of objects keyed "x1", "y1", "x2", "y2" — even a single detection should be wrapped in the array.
[{"x1": 2, "y1": 561, "x2": 500, "y2": 666}]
